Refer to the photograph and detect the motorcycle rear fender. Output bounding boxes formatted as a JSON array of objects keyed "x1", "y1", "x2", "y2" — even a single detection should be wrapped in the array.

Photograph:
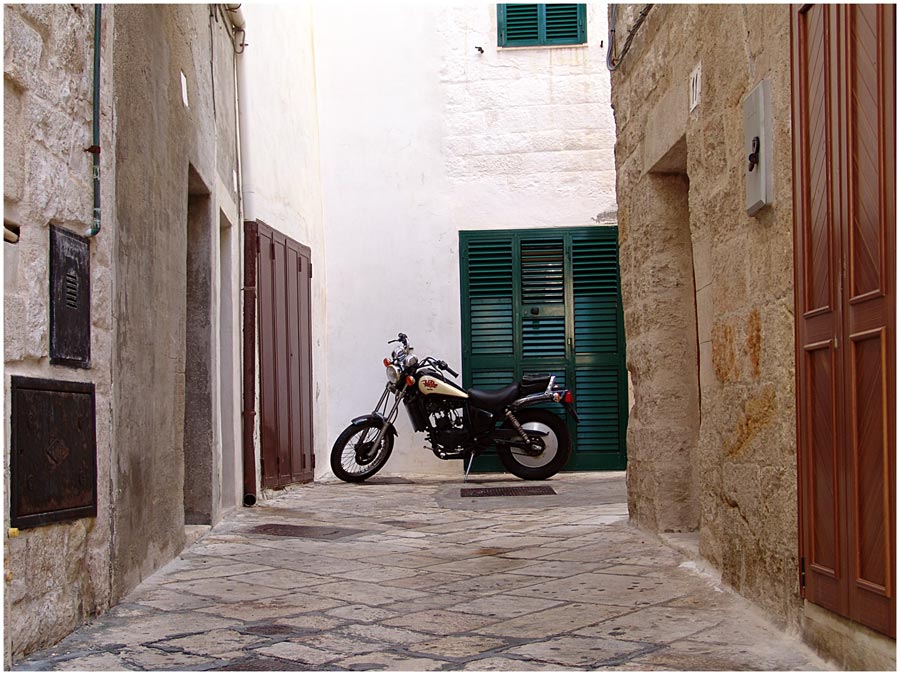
[
  {"x1": 351, "y1": 413, "x2": 398, "y2": 437},
  {"x1": 510, "y1": 388, "x2": 580, "y2": 423}
]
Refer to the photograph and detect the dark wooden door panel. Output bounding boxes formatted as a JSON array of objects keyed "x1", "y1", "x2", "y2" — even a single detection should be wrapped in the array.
[
  {"x1": 847, "y1": 4, "x2": 887, "y2": 302},
  {"x1": 257, "y1": 228, "x2": 280, "y2": 486},
  {"x1": 255, "y1": 221, "x2": 315, "y2": 490},
  {"x1": 805, "y1": 342, "x2": 839, "y2": 577},
  {"x1": 792, "y1": 2, "x2": 848, "y2": 617},
  {"x1": 793, "y1": 2, "x2": 895, "y2": 638},
  {"x1": 798, "y1": 4, "x2": 836, "y2": 317},
  {"x1": 273, "y1": 234, "x2": 292, "y2": 485},
  {"x1": 841, "y1": 2, "x2": 895, "y2": 637}
]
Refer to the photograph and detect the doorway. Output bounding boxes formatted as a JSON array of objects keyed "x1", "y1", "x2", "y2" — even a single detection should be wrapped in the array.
[
  {"x1": 244, "y1": 220, "x2": 315, "y2": 490},
  {"x1": 791, "y1": 3, "x2": 895, "y2": 638}
]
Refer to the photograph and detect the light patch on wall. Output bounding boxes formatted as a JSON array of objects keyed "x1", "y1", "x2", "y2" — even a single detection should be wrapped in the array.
[
  {"x1": 180, "y1": 70, "x2": 189, "y2": 108},
  {"x1": 689, "y1": 63, "x2": 701, "y2": 112}
]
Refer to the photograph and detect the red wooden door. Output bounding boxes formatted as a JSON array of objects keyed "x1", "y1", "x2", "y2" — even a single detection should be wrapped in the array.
[
  {"x1": 251, "y1": 220, "x2": 315, "y2": 488},
  {"x1": 792, "y1": 3, "x2": 895, "y2": 638}
]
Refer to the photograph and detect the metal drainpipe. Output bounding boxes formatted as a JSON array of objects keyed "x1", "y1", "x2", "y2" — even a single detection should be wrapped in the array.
[
  {"x1": 84, "y1": 4, "x2": 102, "y2": 237},
  {"x1": 221, "y1": 4, "x2": 257, "y2": 506}
]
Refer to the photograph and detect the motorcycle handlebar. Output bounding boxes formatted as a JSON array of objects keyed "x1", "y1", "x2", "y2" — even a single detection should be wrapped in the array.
[{"x1": 438, "y1": 360, "x2": 459, "y2": 378}]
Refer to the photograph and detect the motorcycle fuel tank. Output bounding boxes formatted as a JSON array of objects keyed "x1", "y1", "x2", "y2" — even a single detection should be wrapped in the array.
[{"x1": 418, "y1": 374, "x2": 468, "y2": 398}]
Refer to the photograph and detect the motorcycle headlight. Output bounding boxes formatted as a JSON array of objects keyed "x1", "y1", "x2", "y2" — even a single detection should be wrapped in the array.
[
  {"x1": 386, "y1": 365, "x2": 401, "y2": 383},
  {"x1": 404, "y1": 354, "x2": 418, "y2": 368}
]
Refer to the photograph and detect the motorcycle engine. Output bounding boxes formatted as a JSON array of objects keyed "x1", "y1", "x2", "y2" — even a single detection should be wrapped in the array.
[{"x1": 424, "y1": 399, "x2": 468, "y2": 451}]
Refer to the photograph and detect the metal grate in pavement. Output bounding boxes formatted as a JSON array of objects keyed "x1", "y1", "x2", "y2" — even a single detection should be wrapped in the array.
[
  {"x1": 242, "y1": 624, "x2": 300, "y2": 637},
  {"x1": 215, "y1": 658, "x2": 300, "y2": 671},
  {"x1": 365, "y1": 476, "x2": 414, "y2": 484},
  {"x1": 246, "y1": 523, "x2": 366, "y2": 539},
  {"x1": 460, "y1": 485, "x2": 557, "y2": 498}
]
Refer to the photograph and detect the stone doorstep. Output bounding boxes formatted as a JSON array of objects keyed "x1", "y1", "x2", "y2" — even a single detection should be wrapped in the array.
[{"x1": 184, "y1": 524, "x2": 213, "y2": 548}]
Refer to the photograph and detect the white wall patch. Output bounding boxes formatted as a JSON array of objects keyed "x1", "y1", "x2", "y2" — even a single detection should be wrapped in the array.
[
  {"x1": 180, "y1": 70, "x2": 189, "y2": 108},
  {"x1": 689, "y1": 63, "x2": 701, "y2": 111}
]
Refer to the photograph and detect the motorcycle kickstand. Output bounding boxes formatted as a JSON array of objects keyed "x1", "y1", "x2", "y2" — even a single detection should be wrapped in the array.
[{"x1": 464, "y1": 452, "x2": 477, "y2": 483}]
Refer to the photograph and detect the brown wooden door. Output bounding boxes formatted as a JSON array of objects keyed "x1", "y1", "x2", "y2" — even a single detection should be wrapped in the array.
[
  {"x1": 792, "y1": 3, "x2": 895, "y2": 638},
  {"x1": 250, "y1": 220, "x2": 315, "y2": 489}
]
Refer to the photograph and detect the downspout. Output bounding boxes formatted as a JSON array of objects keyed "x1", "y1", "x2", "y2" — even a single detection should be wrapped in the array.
[
  {"x1": 220, "y1": 4, "x2": 258, "y2": 506},
  {"x1": 85, "y1": 4, "x2": 102, "y2": 237}
]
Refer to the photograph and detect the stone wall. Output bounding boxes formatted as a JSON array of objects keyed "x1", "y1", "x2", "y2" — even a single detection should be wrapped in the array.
[
  {"x1": 110, "y1": 4, "x2": 241, "y2": 598},
  {"x1": 3, "y1": 4, "x2": 115, "y2": 663},
  {"x1": 3, "y1": 4, "x2": 243, "y2": 662},
  {"x1": 609, "y1": 4, "x2": 800, "y2": 624}
]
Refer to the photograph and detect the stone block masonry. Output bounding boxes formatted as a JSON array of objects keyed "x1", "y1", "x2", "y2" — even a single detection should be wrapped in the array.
[
  {"x1": 4, "y1": 4, "x2": 243, "y2": 664},
  {"x1": 4, "y1": 4, "x2": 116, "y2": 666},
  {"x1": 609, "y1": 1, "x2": 799, "y2": 631}
]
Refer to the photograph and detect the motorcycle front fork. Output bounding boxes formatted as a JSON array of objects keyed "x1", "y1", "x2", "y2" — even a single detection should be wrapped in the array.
[{"x1": 368, "y1": 383, "x2": 405, "y2": 452}]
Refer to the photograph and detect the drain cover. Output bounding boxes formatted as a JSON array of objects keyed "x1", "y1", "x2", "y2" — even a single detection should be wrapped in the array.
[
  {"x1": 215, "y1": 658, "x2": 299, "y2": 671},
  {"x1": 242, "y1": 624, "x2": 300, "y2": 637},
  {"x1": 246, "y1": 524, "x2": 365, "y2": 539},
  {"x1": 460, "y1": 485, "x2": 557, "y2": 498},
  {"x1": 366, "y1": 476, "x2": 414, "y2": 484}
]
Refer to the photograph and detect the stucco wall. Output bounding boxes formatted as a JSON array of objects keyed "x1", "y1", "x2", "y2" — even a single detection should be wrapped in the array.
[
  {"x1": 110, "y1": 4, "x2": 240, "y2": 598},
  {"x1": 238, "y1": 3, "x2": 328, "y2": 491},
  {"x1": 3, "y1": 4, "x2": 115, "y2": 662},
  {"x1": 314, "y1": 2, "x2": 617, "y2": 476},
  {"x1": 609, "y1": 4, "x2": 799, "y2": 624}
]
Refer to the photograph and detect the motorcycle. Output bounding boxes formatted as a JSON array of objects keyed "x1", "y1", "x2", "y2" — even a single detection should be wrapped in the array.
[{"x1": 330, "y1": 333, "x2": 579, "y2": 483}]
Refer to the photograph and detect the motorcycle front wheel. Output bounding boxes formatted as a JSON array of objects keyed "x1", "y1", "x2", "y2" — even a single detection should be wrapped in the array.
[
  {"x1": 330, "y1": 419, "x2": 394, "y2": 483},
  {"x1": 497, "y1": 408, "x2": 571, "y2": 480}
]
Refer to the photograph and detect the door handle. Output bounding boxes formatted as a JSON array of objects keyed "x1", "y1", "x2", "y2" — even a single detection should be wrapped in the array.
[{"x1": 530, "y1": 306, "x2": 540, "y2": 315}]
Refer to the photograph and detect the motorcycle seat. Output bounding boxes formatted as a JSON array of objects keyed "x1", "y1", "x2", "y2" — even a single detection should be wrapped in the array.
[
  {"x1": 466, "y1": 382, "x2": 521, "y2": 413},
  {"x1": 520, "y1": 374, "x2": 552, "y2": 395}
]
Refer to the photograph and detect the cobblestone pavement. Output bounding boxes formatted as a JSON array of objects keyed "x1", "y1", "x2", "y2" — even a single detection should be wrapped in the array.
[{"x1": 17, "y1": 473, "x2": 832, "y2": 671}]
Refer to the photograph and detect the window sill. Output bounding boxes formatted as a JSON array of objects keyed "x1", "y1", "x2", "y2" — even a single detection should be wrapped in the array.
[{"x1": 497, "y1": 43, "x2": 590, "y2": 52}]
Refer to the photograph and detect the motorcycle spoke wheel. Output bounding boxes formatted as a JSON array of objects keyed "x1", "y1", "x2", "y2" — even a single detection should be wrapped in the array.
[{"x1": 330, "y1": 420, "x2": 394, "y2": 483}]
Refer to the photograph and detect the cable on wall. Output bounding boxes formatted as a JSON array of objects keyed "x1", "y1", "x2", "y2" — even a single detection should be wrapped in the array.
[{"x1": 606, "y1": 4, "x2": 653, "y2": 72}]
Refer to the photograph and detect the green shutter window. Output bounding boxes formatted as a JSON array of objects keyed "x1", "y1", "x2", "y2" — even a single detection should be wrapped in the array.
[
  {"x1": 498, "y1": 4, "x2": 587, "y2": 47},
  {"x1": 460, "y1": 227, "x2": 627, "y2": 473}
]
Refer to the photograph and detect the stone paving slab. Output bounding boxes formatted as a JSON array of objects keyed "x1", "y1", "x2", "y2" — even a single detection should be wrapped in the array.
[{"x1": 14, "y1": 472, "x2": 834, "y2": 671}]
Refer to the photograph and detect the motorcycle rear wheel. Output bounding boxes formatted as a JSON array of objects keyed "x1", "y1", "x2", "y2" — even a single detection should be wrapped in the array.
[
  {"x1": 330, "y1": 419, "x2": 394, "y2": 483},
  {"x1": 497, "y1": 408, "x2": 571, "y2": 480}
]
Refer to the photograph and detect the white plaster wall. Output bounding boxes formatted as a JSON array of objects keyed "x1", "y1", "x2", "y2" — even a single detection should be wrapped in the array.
[
  {"x1": 238, "y1": 3, "x2": 328, "y2": 483},
  {"x1": 314, "y1": 2, "x2": 616, "y2": 477}
]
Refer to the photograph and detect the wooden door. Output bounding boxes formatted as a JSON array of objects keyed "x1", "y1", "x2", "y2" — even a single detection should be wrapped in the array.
[
  {"x1": 249, "y1": 220, "x2": 315, "y2": 489},
  {"x1": 791, "y1": 3, "x2": 895, "y2": 637},
  {"x1": 460, "y1": 227, "x2": 627, "y2": 472}
]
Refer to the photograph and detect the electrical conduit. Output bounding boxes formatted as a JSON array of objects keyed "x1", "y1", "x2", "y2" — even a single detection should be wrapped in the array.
[{"x1": 85, "y1": 4, "x2": 102, "y2": 237}]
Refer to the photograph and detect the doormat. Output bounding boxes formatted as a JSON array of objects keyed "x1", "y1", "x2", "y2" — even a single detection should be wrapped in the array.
[
  {"x1": 245, "y1": 524, "x2": 365, "y2": 540},
  {"x1": 460, "y1": 485, "x2": 557, "y2": 498}
]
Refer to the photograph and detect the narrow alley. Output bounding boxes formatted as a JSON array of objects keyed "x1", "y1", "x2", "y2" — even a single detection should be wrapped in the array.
[{"x1": 16, "y1": 474, "x2": 831, "y2": 671}]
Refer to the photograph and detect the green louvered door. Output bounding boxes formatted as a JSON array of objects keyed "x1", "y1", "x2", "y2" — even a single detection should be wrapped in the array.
[{"x1": 460, "y1": 227, "x2": 626, "y2": 472}]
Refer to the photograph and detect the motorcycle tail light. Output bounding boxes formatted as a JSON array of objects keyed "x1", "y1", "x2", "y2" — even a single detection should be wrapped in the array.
[
  {"x1": 562, "y1": 390, "x2": 573, "y2": 404},
  {"x1": 383, "y1": 358, "x2": 391, "y2": 367},
  {"x1": 406, "y1": 375, "x2": 415, "y2": 386}
]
